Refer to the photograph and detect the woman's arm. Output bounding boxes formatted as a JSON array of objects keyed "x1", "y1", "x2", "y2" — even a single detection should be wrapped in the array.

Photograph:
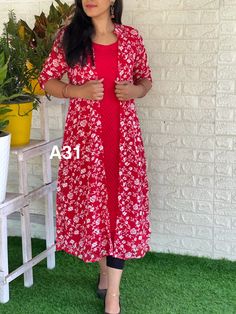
[
  {"x1": 132, "y1": 30, "x2": 153, "y2": 98},
  {"x1": 115, "y1": 78, "x2": 152, "y2": 101},
  {"x1": 134, "y1": 78, "x2": 152, "y2": 98},
  {"x1": 44, "y1": 78, "x2": 105, "y2": 100},
  {"x1": 44, "y1": 79, "x2": 83, "y2": 98}
]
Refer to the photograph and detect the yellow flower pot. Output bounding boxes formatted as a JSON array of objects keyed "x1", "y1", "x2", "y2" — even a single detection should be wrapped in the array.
[
  {"x1": 0, "y1": 101, "x2": 33, "y2": 146},
  {"x1": 24, "y1": 60, "x2": 45, "y2": 96},
  {"x1": 29, "y1": 78, "x2": 45, "y2": 96}
]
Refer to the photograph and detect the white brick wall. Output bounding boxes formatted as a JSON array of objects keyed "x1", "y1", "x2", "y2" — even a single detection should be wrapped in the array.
[{"x1": 2, "y1": 0, "x2": 236, "y2": 261}]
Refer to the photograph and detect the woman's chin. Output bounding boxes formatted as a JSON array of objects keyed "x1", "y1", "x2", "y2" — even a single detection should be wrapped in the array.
[{"x1": 85, "y1": 13, "x2": 99, "y2": 18}]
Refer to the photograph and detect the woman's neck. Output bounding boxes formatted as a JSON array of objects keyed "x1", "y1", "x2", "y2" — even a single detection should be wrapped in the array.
[{"x1": 92, "y1": 18, "x2": 114, "y2": 36}]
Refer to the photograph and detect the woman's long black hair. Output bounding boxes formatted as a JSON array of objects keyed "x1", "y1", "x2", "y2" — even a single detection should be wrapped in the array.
[{"x1": 62, "y1": 0, "x2": 123, "y2": 68}]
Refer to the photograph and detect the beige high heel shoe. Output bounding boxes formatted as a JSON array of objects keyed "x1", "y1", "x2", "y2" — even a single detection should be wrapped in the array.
[
  {"x1": 97, "y1": 272, "x2": 108, "y2": 299},
  {"x1": 104, "y1": 291, "x2": 121, "y2": 314}
]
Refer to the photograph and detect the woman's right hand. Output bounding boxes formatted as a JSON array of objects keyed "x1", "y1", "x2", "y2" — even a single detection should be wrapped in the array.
[{"x1": 79, "y1": 78, "x2": 104, "y2": 100}]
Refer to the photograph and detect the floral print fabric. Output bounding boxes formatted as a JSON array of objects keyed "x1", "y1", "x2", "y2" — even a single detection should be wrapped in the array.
[{"x1": 38, "y1": 23, "x2": 153, "y2": 263}]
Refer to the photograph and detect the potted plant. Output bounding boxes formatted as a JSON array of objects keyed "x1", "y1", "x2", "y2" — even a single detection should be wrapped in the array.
[
  {"x1": 0, "y1": 11, "x2": 40, "y2": 146},
  {"x1": 18, "y1": 0, "x2": 75, "y2": 95}
]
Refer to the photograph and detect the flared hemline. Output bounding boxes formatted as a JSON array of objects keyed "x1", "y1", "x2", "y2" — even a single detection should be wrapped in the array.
[{"x1": 55, "y1": 242, "x2": 151, "y2": 263}]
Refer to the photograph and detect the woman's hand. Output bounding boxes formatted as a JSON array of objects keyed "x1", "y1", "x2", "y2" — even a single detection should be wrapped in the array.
[
  {"x1": 115, "y1": 80, "x2": 145, "y2": 101},
  {"x1": 79, "y1": 78, "x2": 104, "y2": 100}
]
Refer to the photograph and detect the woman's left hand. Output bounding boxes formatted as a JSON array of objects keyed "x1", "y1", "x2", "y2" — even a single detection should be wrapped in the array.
[{"x1": 115, "y1": 80, "x2": 140, "y2": 101}]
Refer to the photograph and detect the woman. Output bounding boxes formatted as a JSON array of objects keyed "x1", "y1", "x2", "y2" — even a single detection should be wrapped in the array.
[{"x1": 38, "y1": 1, "x2": 152, "y2": 313}]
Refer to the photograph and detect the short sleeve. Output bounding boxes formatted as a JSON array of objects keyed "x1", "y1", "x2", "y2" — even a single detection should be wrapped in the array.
[
  {"x1": 38, "y1": 28, "x2": 69, "y2": 90},
  {"x1": 133, "y1": 31, "x2": 152, "y2": 85}
]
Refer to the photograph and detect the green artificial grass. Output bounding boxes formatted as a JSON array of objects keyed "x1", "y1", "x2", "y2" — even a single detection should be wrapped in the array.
[{"x1": 0, "y1": 236, "x2": 236, "y2": 314}]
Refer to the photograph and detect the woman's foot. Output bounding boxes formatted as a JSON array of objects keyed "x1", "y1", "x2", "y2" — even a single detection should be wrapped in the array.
[
  {"x1": 104, "y1": 290, "x2": 120, "y2": 314},
  {"x1": 98, "y1": 271, "x2": 108, "y2": 290}
]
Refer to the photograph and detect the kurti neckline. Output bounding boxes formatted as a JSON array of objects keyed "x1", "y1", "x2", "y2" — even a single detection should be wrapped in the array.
[{"x1": 92, "y1": 40, "x2": 118, "y2": 47}]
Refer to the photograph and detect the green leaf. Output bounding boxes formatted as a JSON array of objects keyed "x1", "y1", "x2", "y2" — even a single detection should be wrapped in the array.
[
  {"x1": 0, "y1": 93, "x2": 30, "y2": 103},
  {"x1": 0, "y1": 56, "x2": 9, "y2": 85},
  {"x1": 0, "y1": 51, "x2": 5, "y2": 67},
  {"x1": 0, "y1": 107, "x2": 12, "y2": 115},
  {"x1": 0, "y1": 119, "x2": 9, "y2": 131},
  {"x1": 33, "y1": 12, "x2": 47, "y2": 38},
  {"x1": 18, "y1": 20, "x2": 36, "y2": 45},
  {"x1": 48, "y1": 3, "x2": 61, "y2": 24}
]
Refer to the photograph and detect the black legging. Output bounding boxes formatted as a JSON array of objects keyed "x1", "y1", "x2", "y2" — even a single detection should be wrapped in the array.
[{"x1": 106, "y1": 255, "x2": 125, "y2": 270}]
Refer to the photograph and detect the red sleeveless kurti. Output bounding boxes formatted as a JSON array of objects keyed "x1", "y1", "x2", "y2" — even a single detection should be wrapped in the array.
[{"x1": 92, "y1": 40, "x2": 119, "y2": 244}]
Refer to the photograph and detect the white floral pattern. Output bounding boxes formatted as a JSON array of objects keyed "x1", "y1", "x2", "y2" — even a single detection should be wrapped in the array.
[{"x1": 38, "y1": 23, "x2": 153, "y2": 263}]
